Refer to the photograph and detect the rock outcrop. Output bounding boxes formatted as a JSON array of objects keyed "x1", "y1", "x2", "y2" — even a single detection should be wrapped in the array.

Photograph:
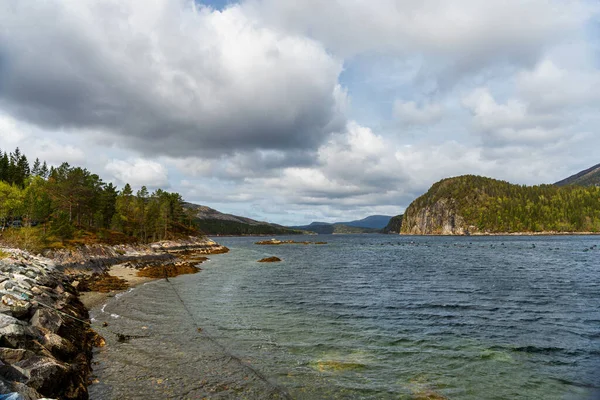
[
  {"x1": 401, "y1": 198, "x2": 468, "y2": 235},
  {"x1": 45, "y1": 236, "x2": 228, "y2": 274},
  {"x1": 382, "y1": 215, "x2": 403, "y2": 234},
  {"x1": 0, "y1": 249, "x2": 97, "y2": 400},
  {"x1": 257, "y1": 257, "x2": 282, "y2": 263}
]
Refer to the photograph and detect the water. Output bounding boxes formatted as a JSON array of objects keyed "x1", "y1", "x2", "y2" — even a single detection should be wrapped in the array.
[{"x1": 89, "y1": 235, "x2": 600, "y2": 399}]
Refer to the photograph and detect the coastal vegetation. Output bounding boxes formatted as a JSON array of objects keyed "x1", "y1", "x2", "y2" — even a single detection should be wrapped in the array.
[
  {"x1": 0, "y1": 147, "x2": 198, "y2": 250},
  {"x1": 401, "y1": 175, "x2": 600, "y2": 234}
]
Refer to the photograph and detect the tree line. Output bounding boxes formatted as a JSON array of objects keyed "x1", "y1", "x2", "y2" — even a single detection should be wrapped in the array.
[
  {"x1": 404, "y1": 175, "x2": 600, "y2": 233},
  {"x1": 0, "y1": 147, "x2": 197, "y2": 243}
]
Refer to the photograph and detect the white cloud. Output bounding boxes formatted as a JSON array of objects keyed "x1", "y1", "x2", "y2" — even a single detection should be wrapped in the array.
[
  {"x1": 0, "y1": 114, "x2": 27, "y2": 144},
  {"x1": 393, "y1": 100, "x2": 443, "y2": 125},
  {"x1": 243, "y1": 0, "x2": 591, "y2": 76},
  {"x1": 517, "y1": 59, "x2": 600, "y2": 111},
  {"x1": 462, "y1": 87, "x2": 565, "y2": 146},
  {"x1": 105, "y1": 158, "x2": 169, "y2": 189},
  {"x1": 34, "y1": 141, "x2": 86, "y2": 166}
]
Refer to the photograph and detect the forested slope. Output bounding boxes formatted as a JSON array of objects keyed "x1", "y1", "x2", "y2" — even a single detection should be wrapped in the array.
[
  {"x1": 401, "y1": 175, "x2": 600, "y2": 234},
  {"x1": 0, "y1": 147, "x2": 198, "y2": 250}
]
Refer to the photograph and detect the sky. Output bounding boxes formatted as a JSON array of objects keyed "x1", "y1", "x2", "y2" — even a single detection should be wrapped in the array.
[{"x1": 1, "y1": 0, "x2": 599, "y2": 225}]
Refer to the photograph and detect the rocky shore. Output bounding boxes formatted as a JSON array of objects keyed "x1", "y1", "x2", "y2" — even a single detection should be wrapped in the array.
[{"x1": 0, "y1": 236, "x2": 228, "y2": 399}]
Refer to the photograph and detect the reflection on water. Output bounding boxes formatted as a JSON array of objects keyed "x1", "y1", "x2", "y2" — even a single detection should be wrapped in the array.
[{"x1": 90, "y1": 235, "x2": 600, "y2": 399}]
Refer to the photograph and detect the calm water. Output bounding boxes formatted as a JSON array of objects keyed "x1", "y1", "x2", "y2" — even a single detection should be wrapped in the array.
[{"x1": 89, "y1": 235, "x2": 600, "y2": 399}]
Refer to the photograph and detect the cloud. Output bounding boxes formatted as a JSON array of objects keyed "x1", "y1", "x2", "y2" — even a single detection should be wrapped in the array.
[
  {"x1": 105, "y1": 158, "x2": 169, "y2": 189},
  {"x1": 0, "y1": 0, "x2": 346, "y2": 161},
  {"x1": 0, "y1": 114, "x2": 27, "y2": 144},
  {"x1": 243, "y1": 0, "x2": 591, "y2": 80},
  {"x1": 0, "y1": 112, "x2": 86, "y2": 165},
  {"x1": 462, "y1": 87, "x2": 566, "y2": 147},
  {"x1": 517, "y1": 59, "x2": 600, "y2": 112},
  {"x1": 393, "y1": 100, "x2": 443, "y2": 125}
]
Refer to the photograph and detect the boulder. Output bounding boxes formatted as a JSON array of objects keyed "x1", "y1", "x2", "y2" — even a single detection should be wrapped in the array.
[
  {"x1": 40, "y1": 333, "x2": 77, "y2": 360},
  {"x1": 13, "y1": 356, "x2": 70, "y2": 395},
  {"x1": 0, "y1": 315, "x2": 27, "y2": 338},
  {"x1": 29, "y1": 309, "x2": 62, "y2": 334}
]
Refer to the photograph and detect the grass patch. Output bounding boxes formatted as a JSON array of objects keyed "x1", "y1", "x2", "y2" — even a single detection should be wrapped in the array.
[{"x1": 0, "y1": 249, "x2": 10, "y2": 259}]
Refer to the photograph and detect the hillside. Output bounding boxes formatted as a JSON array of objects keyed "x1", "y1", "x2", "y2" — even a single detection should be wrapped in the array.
[
  {"x1": 382, "y1": 215, "x2": 403, "y2": 234},
  {"x1": 400, "y1": 175, "x2": 600, "y2": 235},
  {"x1": 289, "y1": 215, "x2": 391, "y2": 234},
  {"x1": 338, "y1": 215, "x2": 392, "y2": 229},
  {"x1": 183, "y1": 203, "x2": 302, "y2": 235},
  {"x1": 555, "y1": 163, "x2": 600, "y2": 187},
  {"x1": 290, "y1": 221, "x2": 380, "y2": 234}
]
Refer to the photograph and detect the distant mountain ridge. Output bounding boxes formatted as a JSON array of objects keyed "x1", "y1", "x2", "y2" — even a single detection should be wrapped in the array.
[
  {"x1": 183, "y1": 203, "x2": 301, "y2": 235},
  {"x1": 555, "y1": 163, "x2": 600, "y2": 187},
  {"x1": 338, "y1": 215, "x2": 393, "y2": 229},
  {"x1": 290, "y1": 215, "x2": 392, "y2": 234}
]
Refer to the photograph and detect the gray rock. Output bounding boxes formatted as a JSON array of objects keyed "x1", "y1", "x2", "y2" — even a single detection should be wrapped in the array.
[
  {"x1": 15, "y1": 356, "x2": 70, "y2": 394},
  {"x1": 30, "y1": 309, "x2": 62, "y2": 334},
  {"x1": 41, "y1": 333, "x2": 76, "y2": 360},
  {"x1": 0, "y1": 314, "x2": 27, "y2": 337}
]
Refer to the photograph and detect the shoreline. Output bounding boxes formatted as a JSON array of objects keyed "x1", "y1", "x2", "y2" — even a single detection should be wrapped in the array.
[
  {"x1": 397, "y1": 231, "x2": 600, "y2": 236},
  {"x1": 0, "y1": 236, "x2": 228, "y2": 400},
  {"x1": 78, "y1": 265, "x2": 156, "y2": 310}
]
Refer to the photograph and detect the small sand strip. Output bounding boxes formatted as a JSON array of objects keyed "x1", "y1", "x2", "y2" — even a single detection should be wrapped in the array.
[{"x1": 79, "y1": 264, "x2": 156, "y2": 309}]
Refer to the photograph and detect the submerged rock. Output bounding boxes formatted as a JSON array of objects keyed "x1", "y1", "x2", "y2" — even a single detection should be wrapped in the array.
[{"x1": 257, "y1": 257, "x2": 282, "y2": 263}]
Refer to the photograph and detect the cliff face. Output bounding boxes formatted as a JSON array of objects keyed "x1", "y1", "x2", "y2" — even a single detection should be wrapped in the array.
[
  {"x1": 382, "y1": 215, "x2": 403, "y2": 234},
  {"x1": 401, "y1": 198, "x2": 468, "y2": 235}
]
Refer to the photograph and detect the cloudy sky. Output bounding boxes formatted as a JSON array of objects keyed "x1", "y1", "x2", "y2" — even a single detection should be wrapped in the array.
[{"x1": 1, "y1": 0, "x2": 599, "y2": 225}]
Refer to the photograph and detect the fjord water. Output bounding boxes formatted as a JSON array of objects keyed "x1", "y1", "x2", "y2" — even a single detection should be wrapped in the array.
[{"x1": 90, "y1": 235, "x2": 600, "y2": 399}]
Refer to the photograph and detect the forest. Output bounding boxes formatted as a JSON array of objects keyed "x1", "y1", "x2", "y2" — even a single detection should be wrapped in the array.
[
  {"x1": 0, "y1": 147, "x2": 198, "y2": 250},
  {"x1": 403, "y1": 175, "x2": 600, "y2": 233}
]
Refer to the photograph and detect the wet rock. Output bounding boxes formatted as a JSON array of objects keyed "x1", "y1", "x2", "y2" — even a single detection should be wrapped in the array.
[{"x1": 257, "y1": 257, "x2": 282, "y2": 263}]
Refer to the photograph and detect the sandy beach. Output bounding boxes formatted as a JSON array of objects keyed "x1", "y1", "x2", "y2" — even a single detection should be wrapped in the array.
[{"x1": 79, "y1": 264, "x2": 156, "y2": 309}]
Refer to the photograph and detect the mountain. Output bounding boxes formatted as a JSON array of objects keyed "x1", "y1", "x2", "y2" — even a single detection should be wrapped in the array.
[
  {"x1": 400, "y1": 175, "x2": 600, "y2": 235},
  {"x1": 382, "y1": 215, "x2": 403, "y2": 234},
  {"x1": 183, "y1": 203, "x2": 302, "y2": 235},
  {"x1": 289, "y1": 215, "x2": 391, "y2": 234},
  {"x1": 555, "y1": 163, "x2": 600, "y2": 187},
  {"x1": 290, "y1": 222, "x2": 380, "y2": 234},
  {"x1": 338, "y1": 215, "x2": 393, "y2": 229}
]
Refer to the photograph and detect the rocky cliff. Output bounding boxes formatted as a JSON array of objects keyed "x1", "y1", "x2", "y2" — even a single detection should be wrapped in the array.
[
  {"x1": 401, "y1": 198, "x2": 468, "y2": 235},
  {"x1": 382, "y1": 215, "x2": 403, "y2": 234}
]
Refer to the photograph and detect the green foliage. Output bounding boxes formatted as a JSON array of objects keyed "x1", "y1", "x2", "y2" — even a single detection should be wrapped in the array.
[
  {"x1": 1, "y1": 227, "x2": 45, "y2": 253},
  {"x1": 382, "y1": 215, "x2": 403, "y2": 233},
  {"x1": 0, "y1": 249, "x2": 9, "y2": 259},
  {"x1": 403, "y1": 175, "x2": 600, "y2": 233},
  {"x1": 0, "y1": 147, "x2": 201, "y2": 248}
]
